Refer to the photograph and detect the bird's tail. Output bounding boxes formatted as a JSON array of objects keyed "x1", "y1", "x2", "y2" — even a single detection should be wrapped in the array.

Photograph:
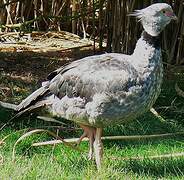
[
  {"x1": 0, "y1": 86, "x2": 50, "y2": 113},
  {"x1": 0, "y1": 86, "x2": 51, "y2": 130},
  {"x1": 14, "y1": 99, "x2": 52, "y2": 118},
  {"x1": 16, "y1": 86, "x2": 49, "y2": 112}
]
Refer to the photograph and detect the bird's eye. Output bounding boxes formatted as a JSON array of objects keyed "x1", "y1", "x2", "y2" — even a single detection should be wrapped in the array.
[{"x1": 162, "y1": 10, "x2": 166, "y2": 14}]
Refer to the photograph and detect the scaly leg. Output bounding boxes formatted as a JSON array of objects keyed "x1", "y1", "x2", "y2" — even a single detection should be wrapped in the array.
[
  {"x1": 75, "y1": 131, "x2": 87, "y2": 146},
  {"x1": 77, "y1": 124, "x2": 96, "y2": 160},
  {"x1": 93, "y1": 128, "x2": 103, "y2": 170}
]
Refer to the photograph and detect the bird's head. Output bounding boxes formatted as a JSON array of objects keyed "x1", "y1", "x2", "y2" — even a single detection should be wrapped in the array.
[{"x1": 130, "y1": 3, "x2": 177, "y2": 36}]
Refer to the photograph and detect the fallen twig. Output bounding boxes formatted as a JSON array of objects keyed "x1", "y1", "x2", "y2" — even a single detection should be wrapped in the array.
[
  {"x1": 150, "y1": 108, "x2": 166, "y2": 122},
  {"x1": 0, "y1": 101, "x2": 17, "y2": 110},
  {"x1": 110, "y1": 152, "x2": 184, "y2": 161},
  {"x1": 37, "y1": 116, "x2": 67, "y2": 125},
  {"x1": 32, "y1": 131, "x2": 184, "y2": 147}
]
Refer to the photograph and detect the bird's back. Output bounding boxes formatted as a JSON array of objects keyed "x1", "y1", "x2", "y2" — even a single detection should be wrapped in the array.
[{"x1": 44, "y1": 53, "x2": 142, "y2": 126}]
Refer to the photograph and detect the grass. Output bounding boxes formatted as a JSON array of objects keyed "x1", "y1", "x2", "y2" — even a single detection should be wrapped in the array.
[
  {"x1": 1, "y1": 125, "x2": 184, "y2": 179},
  {"x1": 0, "y1": 74, "x2": 184, "y2": 179}
]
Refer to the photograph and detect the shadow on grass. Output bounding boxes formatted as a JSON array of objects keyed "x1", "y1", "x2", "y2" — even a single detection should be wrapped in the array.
[{"x1": 125, "y1": 159, "x2": 184, "y2": 177}]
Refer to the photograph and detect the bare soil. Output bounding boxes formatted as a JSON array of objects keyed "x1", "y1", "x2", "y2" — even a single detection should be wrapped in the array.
[{"x1": 0, "y1": 31, "x2": 99, "y2": 102}]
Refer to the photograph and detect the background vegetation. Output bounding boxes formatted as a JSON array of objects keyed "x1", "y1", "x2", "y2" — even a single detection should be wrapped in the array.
[{"x1": 0, "y1": 0, "x2": 183, "y2": 65}]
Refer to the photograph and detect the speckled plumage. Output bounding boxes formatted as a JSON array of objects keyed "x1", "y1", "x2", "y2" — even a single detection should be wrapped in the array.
[
  {"x1": 15, "y1": 3, "x2": 177, "y2": 129},
  {"x1": 51, "y1": 31, "x2": 163, "y2": 126},
  {"x1": 16, "y1": 31, "x2": 163, "y2": 127}
]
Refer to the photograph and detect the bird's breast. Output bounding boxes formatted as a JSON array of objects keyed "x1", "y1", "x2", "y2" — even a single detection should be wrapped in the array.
[{"x1": 89, "y1": 58, "x2": 163, "y2": 127}]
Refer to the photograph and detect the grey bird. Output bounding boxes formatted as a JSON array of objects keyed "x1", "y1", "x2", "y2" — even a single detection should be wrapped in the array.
[{"x1": 1, "y1": 3, "x2": 177, "y2": 169}]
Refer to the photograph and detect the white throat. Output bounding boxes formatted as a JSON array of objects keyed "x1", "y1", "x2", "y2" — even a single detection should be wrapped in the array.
[{"x1": 131, "y1": 32, "x2": 162, "y2": 71}]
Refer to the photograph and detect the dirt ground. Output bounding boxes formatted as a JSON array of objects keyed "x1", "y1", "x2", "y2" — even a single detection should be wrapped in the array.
[{"x1": 0, "y1": 31, "x2": 100, "y2": 102}]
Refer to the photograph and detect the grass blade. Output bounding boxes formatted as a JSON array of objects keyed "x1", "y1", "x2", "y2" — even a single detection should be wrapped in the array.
[{"x1": 12, "y1": 129, "x2": 82, "y2": 161}]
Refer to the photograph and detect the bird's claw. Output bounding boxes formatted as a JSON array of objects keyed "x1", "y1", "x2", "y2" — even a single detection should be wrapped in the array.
[{"x1": 88, "y1": 150, "x2": 94, "y2": 160}]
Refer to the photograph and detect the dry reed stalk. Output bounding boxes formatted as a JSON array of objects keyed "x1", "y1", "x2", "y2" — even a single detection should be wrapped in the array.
[
  {"x1": 168, "y1": 1, "x2": 183, "y2": 64},
  {"x1": 0, "y1": 1, "x2": 183, "y2": 65},
  {"x1": 110, "y1": 152, "x2": 184, "y2": 161},
  {"x1": 3, "y1": 0, "x2": 13, "y2": 32},
  {"x1": 72, "y1": 0, "x2": 77, "y2": 34},
  {"x1": 12, "y1": 129, "x2": 83, "y2": 161},
  {"x1": 33, "y1": 0, "x2": 39, "y2": 29},
  {"x1": 32, "y1": 131, "x2": 184, "y2": 147},
  {"x1": 176, "y1": 12, "x2": 184, "y2": 64}
]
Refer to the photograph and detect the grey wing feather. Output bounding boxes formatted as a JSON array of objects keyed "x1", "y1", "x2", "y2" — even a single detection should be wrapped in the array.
[
  {"x1": 15, "y1": 53, "x2": 137, "y2": 114},
  {"x1": 47, "y1": 59, "x2": 83, "y2": 80},
  {"x1": 13, "y1": 99, "x2": 52, "y2": 119},
  {"x1": 48, "y1": 53, "x2": 138, "y2": 101},
  {"x1": 14, "y1": 59, "x2": 82, "y2": 112},
  {"x1": 16, "y1": 86, "x2": 49, "y2": 111}
]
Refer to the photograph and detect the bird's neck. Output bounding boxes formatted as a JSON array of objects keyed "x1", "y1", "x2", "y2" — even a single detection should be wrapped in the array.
[
  {"x1": 142, "y1": 31, "x2": 160, "y2": 49},
  {"x1": 131, "y1": 31, "x2": 161, "y2": 71}
]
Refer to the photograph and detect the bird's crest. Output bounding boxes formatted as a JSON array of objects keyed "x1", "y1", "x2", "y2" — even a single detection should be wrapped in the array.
[{"x1": 128, "y1": 10, "x2": 144, "y2": 22}]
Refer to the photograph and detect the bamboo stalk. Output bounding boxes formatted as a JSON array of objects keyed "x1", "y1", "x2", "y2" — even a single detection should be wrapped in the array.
[
  {"x1": 92, "y1": 0, "x2": 96, "y2": 53},
  {"x1": 55, "y1": 0, "x2": 67, "y2": 16},
  {"x1": 0, "y1": 0, "x2": 25, "y2": 9},
  {"x1": 3, "y1": 0, "x2": 14, "y2": 31},
  {"x1": 168, "y1": 1, "x2": 183, "y2": 64},
  {"x1": 106, "y1": 0, "x2": 113, "y2": 52},
  {"x1": 98, "y1": 0, "x2": 105, "y2": 49},
  {"x1": 15, "y1": 1, "x2": 20, "y2": 23},
  {"x1": 72, "y1": 0, "x2": 77, "y2": 34},
  {"x1": 20, "y1": 0, "x2": 25, "y2": 23},
  {"x1": 176, "y1": 12, "x2": 184, "y2": 64},
  {"x1": 33, "y1": 0, "x2": 39, "y2": 29},
  {"x1": 0, "y1": 1, "x2": 183, "y2": 67},
  {"x1": 26, "y1": 0, "x2": 33, "y2": 19}
]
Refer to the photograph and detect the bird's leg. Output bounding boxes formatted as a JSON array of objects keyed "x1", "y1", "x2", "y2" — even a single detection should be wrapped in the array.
[
  {"x1": 77, "y1": 124, "x2": 96, "y2": 160},
  {"x1": 75, "y1": 131, "x2": 87, "y2": 146},
  {"x1": 88, "y1": 130, "x2": 95, "y2": 160},
  {"x1": 93, "y1": 128, "x2": 103, "y2": 170}
]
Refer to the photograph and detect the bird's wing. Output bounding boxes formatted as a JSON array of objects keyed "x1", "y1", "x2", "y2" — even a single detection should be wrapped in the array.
[
  {"x1": 16, "y1": 53, "x2": 138, "y2": 112},
  {"x1": 48, "y1": 53, "x2": 138, "y2": 101},
  {"x1": 16, "y1": 86, "x2": 49, "y2": 111}
]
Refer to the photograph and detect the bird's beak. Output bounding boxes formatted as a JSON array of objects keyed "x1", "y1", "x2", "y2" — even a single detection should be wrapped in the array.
[
  {"x1": 166, "y1": 11, "x2": 177, "y2": 21},
  {"x1": 171, "y1": 14, "x2": 177, "y2": 21}
]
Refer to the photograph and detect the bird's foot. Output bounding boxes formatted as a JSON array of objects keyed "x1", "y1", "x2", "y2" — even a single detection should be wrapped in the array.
[
  {"x1": 88, "y1": 148, "x2": 94, "y2": 160},
  {"x1": 74, "y1": 131, "x2": 87, "y2": 147}
]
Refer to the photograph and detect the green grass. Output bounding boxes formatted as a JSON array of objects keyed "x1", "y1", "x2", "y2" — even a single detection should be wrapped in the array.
[
  {"x1": 1, "y1": 76, "x2": 184, "y2": 179},
  {"x1": 1, "y1": 125, "x2": 184, "y2": 179}
]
